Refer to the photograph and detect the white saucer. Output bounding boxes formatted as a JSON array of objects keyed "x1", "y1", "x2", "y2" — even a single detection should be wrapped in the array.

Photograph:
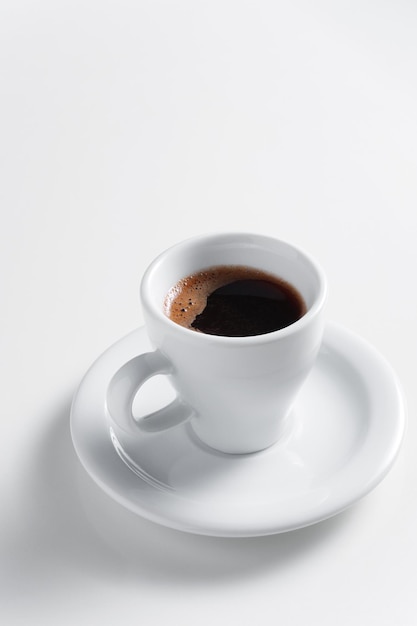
[{"x1": 70, "y1": 323, "x2": 406, "y2": 537}]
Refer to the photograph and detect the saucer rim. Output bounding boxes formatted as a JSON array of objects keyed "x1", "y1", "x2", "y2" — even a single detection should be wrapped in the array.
[{"x1": 70, "y1": 322, "x2": 406, "y2": 537}]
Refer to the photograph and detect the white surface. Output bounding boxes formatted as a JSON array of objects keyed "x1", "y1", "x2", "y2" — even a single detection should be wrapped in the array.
[
  {"x1": 71, "y1": 323, "x2": 405, "y2": 536},
  {"x1": 1, "y1": 0, "x2": 416, "y2": 624}
]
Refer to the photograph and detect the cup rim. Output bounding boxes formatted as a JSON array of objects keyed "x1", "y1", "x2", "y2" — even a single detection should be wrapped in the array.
[{"x1": 140, "y1": 232, "x2": 327, "y2": 344}]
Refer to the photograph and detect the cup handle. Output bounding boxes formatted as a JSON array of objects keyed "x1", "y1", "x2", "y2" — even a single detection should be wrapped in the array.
[{"x1": 106, "y1": 350, "x2": 195, "y2": 435}]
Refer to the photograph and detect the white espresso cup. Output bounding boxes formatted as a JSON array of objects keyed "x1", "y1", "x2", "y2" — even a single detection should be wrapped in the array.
[{"x1": 106, "y1": 233, "x2": 327, "y2": 454}]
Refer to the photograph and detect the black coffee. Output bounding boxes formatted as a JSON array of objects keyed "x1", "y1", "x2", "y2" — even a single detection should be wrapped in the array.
[{"x1": 164, "y1": 265, "x2": 306, "y2": 337}]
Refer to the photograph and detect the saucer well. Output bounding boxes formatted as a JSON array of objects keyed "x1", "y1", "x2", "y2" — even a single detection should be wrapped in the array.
[{"x1": 70, "y1": 323, "x2": 406, "y2": 537}]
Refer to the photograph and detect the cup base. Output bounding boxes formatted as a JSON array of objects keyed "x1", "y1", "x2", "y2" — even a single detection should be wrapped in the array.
[{"x1": 187, "y1": 410, "x2": 296, "y2": 455}]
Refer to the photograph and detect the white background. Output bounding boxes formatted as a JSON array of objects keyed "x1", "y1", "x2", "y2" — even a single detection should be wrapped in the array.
[{"x1": 1, "y1": 1, "x2": 416, "y2": 624}]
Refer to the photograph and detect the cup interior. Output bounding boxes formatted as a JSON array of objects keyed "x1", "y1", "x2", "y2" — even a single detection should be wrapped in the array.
[{"x1": 141, "y1": 234, "x2": 326, "y2": 330}]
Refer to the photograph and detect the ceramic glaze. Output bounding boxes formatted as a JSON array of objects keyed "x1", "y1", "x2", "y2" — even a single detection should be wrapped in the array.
[
  {"x1": 107, "y1": 233, "x2": 327, "y2": 454},
  {"x1": 71, "y1": 323, "x2": 406, "y2": 536}
]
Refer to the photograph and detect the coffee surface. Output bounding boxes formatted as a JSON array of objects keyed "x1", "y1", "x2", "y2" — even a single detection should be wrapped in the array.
[{"x1": 164, "y1": 265, "x2": 306, "y2": 337}]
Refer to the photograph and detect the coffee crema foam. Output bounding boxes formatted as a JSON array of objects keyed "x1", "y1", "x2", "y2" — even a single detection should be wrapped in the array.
[{"x1": 163, "y1": 265, "x2": 306, "y2": 336}]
